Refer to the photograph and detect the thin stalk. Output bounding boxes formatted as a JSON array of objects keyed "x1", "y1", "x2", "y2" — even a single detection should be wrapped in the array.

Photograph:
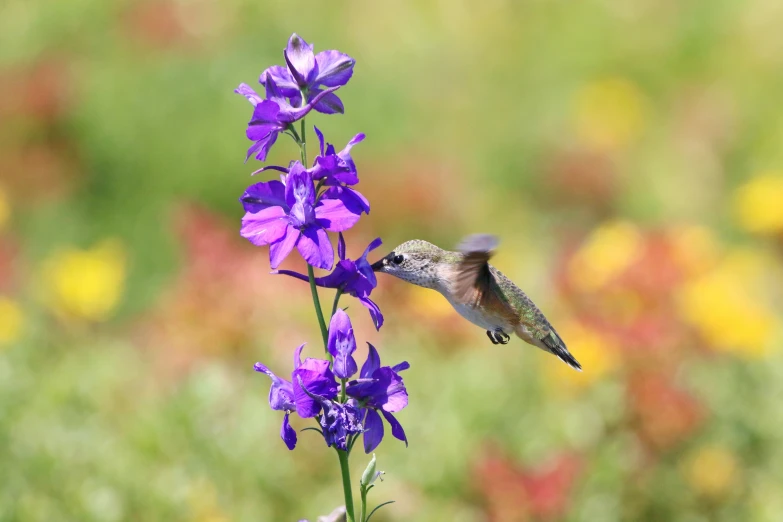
[
  {"x1": 359, "y1": 486, "x2": 368, "y2": 522},
  {"x1": 307, "y1": 264, "x2": 329, "y2": 352},
  {"x1": 337, "y1": 450, "x2": 356, "y2": 522},
  {"x1": 300, "y1": 119, "x2": 308, "y2": 165},
  {"x1": 331, "y1": 288, "x2": 344, "y2": 318}
]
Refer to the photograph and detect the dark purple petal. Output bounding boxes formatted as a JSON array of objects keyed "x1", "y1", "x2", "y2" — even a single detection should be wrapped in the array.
[
  {"x1": 337, "y1": 232, "x2": 346, "y2": 261},
  {"x1": 240, "y1": 180, "x2": 287, "y2": 213},
  {"x1": 359, "y1": 296, "x2": 384, "y2": 331},
  {"x1": 391, "y1": 361, "x2": 410, "y2": 373},
  {"x1": 281, "y1": 412, "x2": 297, "y2": 450},
  {"x1": 310, "y1": 89, "x2": 344, "y2": 115},
  {"x1": 260, "y1": 65, "x2": 299, "y2": 97},
  {"x1": 314, "y1": 126, "x2": 326, "y2": 157},
  {"x1": 285, "y1": 33, "x2": 317, "y2": 88},
  {"x1": 292, "y1": 358, "x2": 338, "y2": 418},
  {"x1": 315, "y1": 196, "x2": 362, "y2": 232},
  {"x1": 380, "y1": 410, "x2": 407, "y2": 447},
  {"x1": 272, "y1": 269, "x2": 312, "y2": 284},
  {"x1": 360, "y1": 343, "x2": 381, "y2": 379},
  {"x1": 253, "y1": 362, "x2": 295, "y2": 411},
  {"x1": 363, "y1": 409, "x2": 384, "y2": 453},
  {"x1": 346, "y1": 367, "x2": 408, "y2": 413},
  {"x1": 235, "y1": 83, "x2": 263, "y2": 106},
  {"x1": 240, "y1": 206, "x2": 289, "y2": 246},
  {"x1": 318, "y1": 399, "x2": 363, "y2": 450},
  {"x1": 314, "y1": 50, "x2": 355, "y2": 88},
  {"x1": 328, "y1": 309, "x2": 358, "y2": 379},
  {"x1": 296, "y1": 226, "x2": 334, "y2": 270},
  {"x1": 269, "y1": 226, "x2": 299, "y2": 269},
  {"x1": 320, "y1": 186, "x2": 369, "y2": 216}
]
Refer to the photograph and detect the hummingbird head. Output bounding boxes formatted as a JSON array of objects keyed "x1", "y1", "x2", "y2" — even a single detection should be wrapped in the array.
[{"x1": 371, "y1": 239, "x2": 447, "y2": 289}]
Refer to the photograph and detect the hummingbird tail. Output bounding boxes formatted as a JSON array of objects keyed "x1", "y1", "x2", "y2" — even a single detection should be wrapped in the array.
[{"x1": 541, "y1": 329, "x2": 582, "y2": 372}]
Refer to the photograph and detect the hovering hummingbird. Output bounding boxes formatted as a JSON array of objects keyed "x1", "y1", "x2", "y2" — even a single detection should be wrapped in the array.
[{"x1": 371, "y1": 234, "x2": 582, "y2": 370}]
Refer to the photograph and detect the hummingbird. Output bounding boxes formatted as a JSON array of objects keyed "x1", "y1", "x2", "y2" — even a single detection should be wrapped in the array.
[{"x1": 371, "y1": 234, "x2": 582, "y2": 370}]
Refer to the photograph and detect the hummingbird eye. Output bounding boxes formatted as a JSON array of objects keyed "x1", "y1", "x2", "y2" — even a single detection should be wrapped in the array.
[{"x1": 392, "y1": 254, "x2": 405, "y2": 265}]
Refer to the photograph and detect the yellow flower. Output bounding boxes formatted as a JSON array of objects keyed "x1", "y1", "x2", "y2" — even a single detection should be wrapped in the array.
[
  {"x1": 733, "y1": 171, "x2": 783, "y2": 234},
  {"x1": 0, "y1": 297, "x2": 24, "y2": 345},
  {"x1": 668, "y1": 225, "x2": 721, "y2": 277},
  {"x1": 683, "y1": 445, "x2": 739, "y2": 499},
  {"x1": 0, "y1": 184, "x2": 10, "y2": 231},
  {"x1": 544, "y1": 320, "x2": 619, "y2": 394},
  {"x1": 569, "y1": 220, "x2": 643, "y2": 291},
  {"x1": 574, "y1": 77, "x2": 648, "y2": 151},
  {"x1": 678, "y1": 248, "x2": 778, "y2": 358},
  {"x1": 42, "y1": 239, "x2": 126, "y2": 322}
]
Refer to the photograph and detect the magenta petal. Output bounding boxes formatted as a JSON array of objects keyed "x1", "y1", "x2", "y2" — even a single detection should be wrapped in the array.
[
  {"x1": 381, "y1": 410, "x2": 407, "y2": 446},
  {"x1": 240, "y1": 206, "x2": 289, "y2": 246},
  {"x1": 296, "y1": 227, "x2": 334, "y2": 270},
  {"x1": 235, "y1": 83, "x2": 263, "y2": 106},
  {"x1": 314, "y1": 50, "x2": 355, "y2": 88},
  {"x1": 269, "y1": 226, "x2": 299, "y2": 269},
  {"x1": 363, "y1": 409, "x2": 384, "y2": 453},
  {"x1": 315, "y1": 197, "x2": 361, "y2": 232},
  {"x1": 281, "y1": 412, "x2": 297, "y2": 450}
]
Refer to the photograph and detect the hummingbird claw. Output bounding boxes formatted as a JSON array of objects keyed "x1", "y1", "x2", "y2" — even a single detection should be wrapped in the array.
[
  {"x1": 486, "y1": 330, "x2": 500, "y2": 345},
  {"x1": 492, "y1": 329, "x2": 510, "y2": 345}
]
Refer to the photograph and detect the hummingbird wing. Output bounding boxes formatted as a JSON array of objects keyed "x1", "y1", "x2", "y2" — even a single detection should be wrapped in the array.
[{"x1": 454, "y1": 234, "x2": 500, "y2": 299}]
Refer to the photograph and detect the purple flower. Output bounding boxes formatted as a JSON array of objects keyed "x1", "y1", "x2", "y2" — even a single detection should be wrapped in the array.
[
  {"x1": 239, "y1": 162, "x2": 361, "y2": 269},
  {"x1": 347, "y1": 344, "x2": 410, "y2": 453},
  {"x1": 310, "y1": 128, "x2": 370, "y2": 215},
  {"x1": 261, "y1": 34, "x2": 355, "y2": 115},
  {"x1": 234, "y1": 78, "x2": 339, "y2": 162},
  {"x1": 254, "y1": 344, "x2": 340, "y2": 450},
  {"x1": 275, "y1": 234, "x2": 384, "y2": 329},
  {"x1": 328, "y1": 309, "x2": 358, "y2": 379}
]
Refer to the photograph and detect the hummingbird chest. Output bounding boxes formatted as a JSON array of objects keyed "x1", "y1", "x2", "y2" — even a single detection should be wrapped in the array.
[{"x1": 444, "y1": 294, "x2": 515, "y2": 333}]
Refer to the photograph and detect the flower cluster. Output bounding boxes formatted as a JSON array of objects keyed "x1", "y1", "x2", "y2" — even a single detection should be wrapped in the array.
[
  {"x1": 234, "y1": 34, "x2": 409, "y2": 461},
  {"x1": 255, "y1": 310, "x2": 409, "y2": 453}
]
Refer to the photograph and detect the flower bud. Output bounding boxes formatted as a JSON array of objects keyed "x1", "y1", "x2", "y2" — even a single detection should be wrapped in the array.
[{"x1": 360, "y1": 453, "x2": 377, "y2": 487}]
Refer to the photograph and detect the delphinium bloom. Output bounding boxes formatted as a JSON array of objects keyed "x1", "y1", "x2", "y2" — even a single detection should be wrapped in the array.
[
  {"x1": 261, "y1": 33, "x2": 355, "y2": 115},
  {"x1": 347, "y1": 344, "x2": 410, "y2": 453},
  {"x1": 235, "y1": 79, "x2": 339, "y2": 162},
  {"x1": 239, "y1": 162, "x2": 361, "y2": 269},
  {"x1": 275, "y1": 233, "x2": 384, "y2": 329}
]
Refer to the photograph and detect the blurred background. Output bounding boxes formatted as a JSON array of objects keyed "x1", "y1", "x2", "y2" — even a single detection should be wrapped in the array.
[{"x1": 2, "y1": 0, "x2": 783, "y2": 520}]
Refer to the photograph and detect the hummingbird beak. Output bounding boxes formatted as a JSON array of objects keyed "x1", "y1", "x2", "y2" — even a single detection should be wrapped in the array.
[{"x1": 370, "y1": 258, "x2": 386, "y2": 272}]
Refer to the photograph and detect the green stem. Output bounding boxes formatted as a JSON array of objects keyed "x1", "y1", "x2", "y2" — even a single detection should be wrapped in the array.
[
  {"x1": 300, "y1": 118, "x2": 308, "y2": 165},
  {"x1": 307, "y1": 264, "x2": 329, "y2": 352},
  {"x1": 331, "y1": 288, "x2": 344, "y2": 318},
  {"x1": 340, "y1": 378, "x2": 347, "y2": 403},
  {"x1": 337, "y1": 450, "x2": 356, "y2": 522},
  {"x1": 359, "y1": 486, "x2": 368, "y2": 522}
]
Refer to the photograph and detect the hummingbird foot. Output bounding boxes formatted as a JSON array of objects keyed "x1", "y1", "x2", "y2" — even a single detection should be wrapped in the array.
[
  {"x1": 487, "y1": 329, "x2": 510, "y2": 345},
  {"x1": 486, "y1": 330, "x2": 500, "y2": 345}
]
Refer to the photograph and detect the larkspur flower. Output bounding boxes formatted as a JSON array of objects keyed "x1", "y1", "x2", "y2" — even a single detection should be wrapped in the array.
[
  {"x1": 347, "y1": 344, "x2": 410, "y2": 453},
  {"x1": 261, "y1": 33, "x2": 355, "y2": 115},
  {"x1": 297, "y1": 376, "x2": 364, "y2": 451},
  {"x1": 328, "y1": 309, "x2": 358, "y2": 379},
  {"x1": 240, "y1": 162, "x2": 361, "y2": 269},
  {"x1": 254, "y1": 344, "x2": 340, "y2": 450},
  {"x1": 235, "y1": 78, "x2": 339, "y2": 162},
  {"x1": 275, "y1": 234, "x2": 384, "y2": 329}
]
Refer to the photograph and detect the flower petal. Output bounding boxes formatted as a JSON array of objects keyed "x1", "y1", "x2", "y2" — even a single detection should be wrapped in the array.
[
  {"x1": 276, "y1": 86, "x2": 341, "y2": 123},
  {"x1": 311, "y1": 90, "x2": 344, "y2": 115},
  {"x1": 248, "y1": 99, "x2": 282, "y2": 125},
  {"x1": 281, "y1": 412, "x2": 297, "y2": 450},
  {"x1": 359, "y1": 296, "x2": 384, "y2": 331},
  {"x1": 391, "y1": 361, "x2": 410, "y2": 373},
  {"x1": 337, "y1": 232, "x2": 346, "y2": 261},
  {"x1": 253, "y1": 362, "x2": 295, "y2": 411},
  {"x1": 381, "y1": 410, "x2": 407, "y2": 447},
  {"x1": 360, "y1": 343, "x2": 381, "y2": 379},
  {"x1": 296, "y1": 227, "x2": 334, "y2": 270},
  {"x1": 328, "y1": 309, "x2": 358, "y2": 379},
  {"x1": 292, "y1": 358, "x2": 338, "y2": 418},
  {"x1": 240, "y1": 180, "x2": 287, "y2": 213},
  {"x1": 314, "y1": 50, "x2": 355, "y2": 88},
  {"x1": 294, "y1": 343, "x2": 305, "y2": 370},
  {"x1": 285, "y1": 162, "x2": 315, "y2": 209},
  {"x1": 320, "y1": 187, "x2": 369, "y2": 218},
  {"x1": 314, "y1": 126, "x2": 326, "y2": 157},
  {"x1": 285, "y1": 33, "x2": 317, "y2": 87},
  {"x1": 363, "y1": 409, "x2": 384, "y2": 453},
  {"x1": 245, "y1": 129, "x2": 279, "y2": 162},
  {"x1": 315, "y1": 196, "x2": 361, "y2": 232},
  {"x1": 260, "y1": 65, "x2": 299, "y2": 97},
  {"x1": 240, "y1": 206, "x2": 289, "y2": 246},
  {"x1": 235, "y1": 83, "x2": 263, "y2": 106},
  {"x1": 269, "y1": 225, "x2": 299, "y2": 269}
]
